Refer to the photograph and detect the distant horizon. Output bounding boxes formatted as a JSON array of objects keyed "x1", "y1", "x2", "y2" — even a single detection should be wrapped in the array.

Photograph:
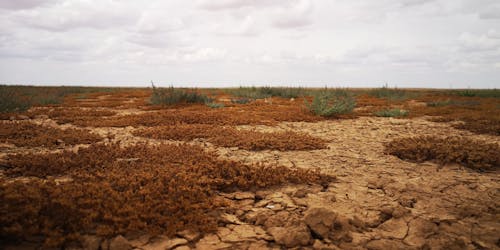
[{"x1": 1, "y1": 82, "x2": 498, "y2": 90}]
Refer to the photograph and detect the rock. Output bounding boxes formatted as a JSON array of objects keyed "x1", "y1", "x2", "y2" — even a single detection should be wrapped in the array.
[
  {"x1": 128, "y1": 234, "x2": 151, "y2": 248},
  {"x1": 34, "y1": 114, "x2": 49, "y2": 119},
  {"x1": 195, "y1": 234, "x2": 232, "y2": 249},
  {"x1": 109, "y1": 235, "x2": 131, "y2": 250},
  {"x1": 233, "y1": 192, "x2": 255, "y2": 200},
  {"x1": 304, "y1": 207, "x2": 337, "y2": 239},
  {"x1": 176, "y1": 230, "x2": 200, "y2": 242},
  {"x1": 220, "y1": 213, "x2": 243, "y2": 225},
  {"x1": 80, "y1": 235, "x2": 102, "y2": 250},
  {"x1": 173, "y1": 246, "x2": 191, "y2": 250},
  {"x1": 404, "y1": 218, "x2": 438, "y2": 247},
  {"x1": 366, "y1": 239, "x2": 409, "y2": 250},
  {"x1": 267, "y1": 223, "x2": 311, "y2": 248},
  {"x1": 293, "y1": 188, "x2": 309, "y2": 198},
  {"x1": 17, "y1": 115, "x2": 30, "y2": 120},
  {"x1": 263, "y1": 211, "x2": 292, "y2": 228},
  {"x1": 100, "y1": 239, "x2": 109, "y2": 250},
  {"x1": 313, "y1": 239, "x2": 339, "y2": 250},
  {"x1": 377, "y1": 218, "x2": 408, "y2": 239},
  {"x1": 142, "y1": 236, "x2": 188, "y2": 250}
]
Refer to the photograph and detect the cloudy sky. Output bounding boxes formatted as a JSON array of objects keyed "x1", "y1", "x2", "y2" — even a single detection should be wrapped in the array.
[{"x1": 0, "y1": 0, "x2": 499, "y2": 88}]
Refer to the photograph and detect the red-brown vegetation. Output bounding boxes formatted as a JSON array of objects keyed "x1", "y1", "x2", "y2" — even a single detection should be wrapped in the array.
[
  {"x1": 1, "y1": 143, "x2": 333, "y2": 246},
  {"x1": 0, "y1": 122, "x2": 101, "y2": 148},
  {"x1": 385, "y1": 136, "x2": 500, "y2": 170},
  {"x1": 133, "y1": 124, "x2": 328, "y2": 151}
]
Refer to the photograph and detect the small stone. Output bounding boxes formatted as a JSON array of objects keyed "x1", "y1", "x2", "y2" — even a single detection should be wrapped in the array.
[
  {"x1": 174, "y1": 246, "x2": 191, "y2": 250},
  {"x1": 304, "y1": 207, "x2": 337, "y2": 239},
  {"x1": 109, "y1": 235, "x2": 131, "y2": 250},
  {"x1": 17, "y1": 115, "x2": 30, "y2": 120},
  {"x1": 176, "y1": 230, "x2": 200, "y2": 242},
  {"x1": 267, "y1": 223, "x2": 311, "y2": 248},
  {"x1": 220, "y1": 213, "x2": 244, "y2": 225},
  {"x1": 34, "y1": 114, "x2": 49, "y2": 119},
  {"x1": 80, "y1": 235, "x2": 102, "y2": 250},
  {"x1": 233, "y1": 192, "x2": 255, "y2": 200},
  {"x1": 142, "y1": 237, "x2": 188, "y2": 250}
]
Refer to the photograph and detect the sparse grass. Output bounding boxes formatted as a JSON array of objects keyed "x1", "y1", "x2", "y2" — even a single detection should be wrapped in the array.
[
  {"x1": 369, "y1": 86, "x2": 416, "y2": 101},
  {"x1": 451, "y1": 89, "x2": 500, "y2": 98},
  {"x1": 231, "y1": 98, "x2": 252, "y2": 104},
  {"x1": 374, "y1": 108, "x2": 409, "y2": 117},
  {"x1": 386, "y1": 136, "x2": 500, "y2": 170},
  {"x1": 426, "y1": 99, "x2": 480, "y2": 107},
  {"x1": 150, "y1": 86, "x2": 211, "y2": 105},
  {"x1": 0, "y1": 85, "x2": 118, "y2": 113},
  {"x1": 205, "y1": 102, "x2": 225, "y2": 109},
  {"x1": 225, "y1": 86, "x2": 305, "y2": 99},
  {"x1": 305, "y1": 90, "x2": 356, "y2": 117}
]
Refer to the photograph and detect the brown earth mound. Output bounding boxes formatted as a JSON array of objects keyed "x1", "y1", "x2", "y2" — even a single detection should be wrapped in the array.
[
  {"x1": 133, "y1": 124, "x2": 327, "y2": 151},
  {"x1": 385, "y1": 136, "x2": 500, "y2": 170},
  {"x1": 1, "y1": 143, "x2": 333, "y2": 247},
  {"x1": 0, "y1": 122, "x2": 102, "y2": 148}
]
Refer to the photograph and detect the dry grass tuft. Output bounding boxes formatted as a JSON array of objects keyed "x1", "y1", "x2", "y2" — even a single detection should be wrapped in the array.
[
  {"x1": 0, "y1": 122, "x2": 102, "y2": 148},
  {"x1": 133, "y1": 124, "x2": 328, "y2": 151},
  {"x1": 1, "y1": 143, "x2": 333, "y2": 247},
  {"x1": 385, "y1": 136, "x2": 500, "y2": 170}
]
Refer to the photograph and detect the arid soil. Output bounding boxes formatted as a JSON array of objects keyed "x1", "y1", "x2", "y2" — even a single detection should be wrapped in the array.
[{"x1": 1, "y1": 91, "x2": 499, "y2": 250}]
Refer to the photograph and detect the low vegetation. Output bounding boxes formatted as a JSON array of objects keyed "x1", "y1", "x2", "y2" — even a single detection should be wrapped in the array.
[
  {"x1": 134, "y1": 124, "x2": 327, "y2": 151},
  {"x1": 225, "y1": 86, "x2": 305, "y2": 99},
  {"x1": 374, "y1": 108, "x2": 409, "y2": 117},
  {"x1": 150, "y1": 86, "x2": 211, "y2": 105},
  {"x1": 0, "y1": 122, "x2": 102, "y2": 148},
  {"x1": 0, "y1": 85, "x2": 116, "y2": 113},
  {"x1": 305, "y1": 90, "x2": 356, "y2": 117},
  {"x1": 386, "y1": 136, "x2": 500, "y2": 170},
  {"x1": 451, "y1": 89, "x2": 500, "y2": 98},
  {"x1": 369, "y1": 86, "x2": 416, "y2": 101},
  {"x1": 1, "y1": 143, "x2": 333, "y2": 247}
]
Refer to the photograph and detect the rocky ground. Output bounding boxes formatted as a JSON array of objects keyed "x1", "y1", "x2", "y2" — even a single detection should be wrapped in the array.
[{"x1": 2, "y1": 101, "x2": 499, "y2": 249}]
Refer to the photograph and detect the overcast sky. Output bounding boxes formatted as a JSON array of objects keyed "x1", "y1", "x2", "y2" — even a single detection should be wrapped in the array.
[{"x1": 0, "y1": 0, "x2": 499, "y2": 88}]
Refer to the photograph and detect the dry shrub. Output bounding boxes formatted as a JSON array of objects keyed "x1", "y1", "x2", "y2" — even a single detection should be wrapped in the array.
[
  {"x1": 1, "y1": 143, "x2": 333, "y2": 246},
  {"x1": 27, "y1": 107, "x2": 116, "y2": 124},
  {"x1": 407, "y1": 96, "x2": 500, "y2": 135},
  {"x1": 0, "y1": 122, "x2": 102, "y2": 148},
  {"x1": 385, "y1": 136, "x2": 500, "y2": 170},
  {"x1": 75, "y1": 104, "x2": 322, "y2": 127},
  {"x1": 133, "y1": 124, "x2": 328, "y2": 151}
]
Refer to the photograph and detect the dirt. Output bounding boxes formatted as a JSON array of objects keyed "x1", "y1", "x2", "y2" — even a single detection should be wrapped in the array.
[{"x1": 1, "y1": 93, "x2": 499, "y2": 249}]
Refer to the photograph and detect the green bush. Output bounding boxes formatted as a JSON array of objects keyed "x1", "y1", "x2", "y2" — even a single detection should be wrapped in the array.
[
  {"x1": 226, "y1": 86, "x2": 305, "y2": 99},
  {"x1": 374, "y1": 108, "x2": 408, "y2": 117},
  {"x1": 369, "y1": 86, "x2": 415, "y2": 100},
  {"x1": 305, "y1": 91, "x2": 356, "y2": 117},
  {"x1": 150, "y1": 86, "x2": 210, "y2": 105},
  {"x1": 205, "y1": 102, "x2": 225, "y2": 109},
  {"x1": 231, "y1": 98, "x2": 252, "y2": 104},
  {"x1": 451, "y1": 89, "x2": 500, "y2": 98}
]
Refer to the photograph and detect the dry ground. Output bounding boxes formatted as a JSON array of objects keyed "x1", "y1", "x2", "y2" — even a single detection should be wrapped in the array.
[{"x1": 1, "y1": 89, "x2": 499, "y2": 250}]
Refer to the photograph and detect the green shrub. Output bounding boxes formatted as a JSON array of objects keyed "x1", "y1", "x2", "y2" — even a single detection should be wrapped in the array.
[
  {"x1": 369, "y1": 86, "x2": 415, "y2": 100},
  {"x1": 305, "y1": 91, "x2": 356, "y2": 117},
  {"x1": 226, "y1": 86, "x2": 305, "y2": 99},
  {"x1": 205, "y1": 102, "x2": 225, "y2": 109},
  {"x1": 452, "y1": 89, "x2": 500, "y2": 98},
  {"x1": 150, "y1": 86, "x2": 210, "y2": 105},
  {"x1": 374, "y1": 108, "x2": 409, "y2": 117},
  {"x1": 231, "y1": 98, "x2": 252, "y2": 104},
  {"x1": 426, "y1": 99, "x2": 480, "y2": 107}
]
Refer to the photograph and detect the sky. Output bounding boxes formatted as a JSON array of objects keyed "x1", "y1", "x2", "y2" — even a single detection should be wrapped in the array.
[{"x1": 0, "y1": 0, "x2": 499, "y2": 88}]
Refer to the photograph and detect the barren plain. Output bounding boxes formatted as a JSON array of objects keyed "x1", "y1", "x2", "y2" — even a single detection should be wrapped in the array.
[{"x1": 1, "y1": 87, "x2": 499, "y2": 250}]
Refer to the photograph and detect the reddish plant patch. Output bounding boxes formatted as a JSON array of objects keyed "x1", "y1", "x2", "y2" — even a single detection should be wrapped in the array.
[
  {"x1": 0, "y1": 122, "x2": 101, "y2": 148},
  {"x1": 1, "y1": 143, "x2": 333, "y2": 247},
  {"x1": 133, "y1": 124, "x2": 328, "y2": 151},
  {"x1": 385, "y1": 136, "x2": 500, "y2": 170}
]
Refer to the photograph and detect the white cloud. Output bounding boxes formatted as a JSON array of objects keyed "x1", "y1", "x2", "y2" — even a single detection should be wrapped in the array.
[{"x1": 0, "y1": 0, "x2": 499, "y2": 88}]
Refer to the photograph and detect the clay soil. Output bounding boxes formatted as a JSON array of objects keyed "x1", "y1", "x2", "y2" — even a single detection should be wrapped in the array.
[{"x1": 1, "y1": 89, "x2": 499, "y2": 250}]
